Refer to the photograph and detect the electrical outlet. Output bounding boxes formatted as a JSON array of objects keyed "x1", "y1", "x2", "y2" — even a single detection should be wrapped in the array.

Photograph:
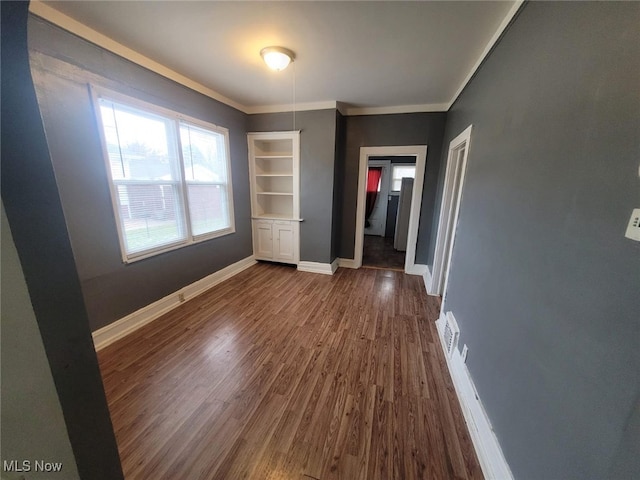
[
  {"x1": 461, "y1": 344, "x2": 468, "y2": 363},
  {"x1": 625, "y1": 208, "x2": 640, "y2": 241}
]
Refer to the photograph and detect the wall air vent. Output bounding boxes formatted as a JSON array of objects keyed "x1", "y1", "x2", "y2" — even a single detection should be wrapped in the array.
[{"x1": 442, "y1": 311, "x2": 460, "y2": 357}]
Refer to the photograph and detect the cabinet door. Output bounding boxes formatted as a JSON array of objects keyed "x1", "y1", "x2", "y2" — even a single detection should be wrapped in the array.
[
  {"x1": 254, "y1": 222, "x2": 274, "y2": 259},
  {"x1": 274, "y1": 223, "x2": 295, "y2": 262}
]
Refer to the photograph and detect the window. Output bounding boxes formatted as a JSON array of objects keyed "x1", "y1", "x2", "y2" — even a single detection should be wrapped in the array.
[
  {"x1": 94, "y1": 90, "x2": 234, "y2": 262},
  {"x1": 391, "y1": 164, "x2": 416, "y2": 192}
]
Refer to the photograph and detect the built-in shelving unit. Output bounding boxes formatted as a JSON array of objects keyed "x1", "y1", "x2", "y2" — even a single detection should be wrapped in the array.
[{"x1": 248, "y1": 131, "x2": 301, "y2": 264}]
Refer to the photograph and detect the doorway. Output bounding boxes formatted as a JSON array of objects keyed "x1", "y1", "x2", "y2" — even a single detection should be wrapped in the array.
[
  {"x1": 362, "y1": 158, "x2": 417, "y2": 270},
  {"x1": 429, "y1": 125, "x2": 472, "y2": 302},
  {"x1": 363, "y1": 159, "x2": 391, "y2": 237},
  {"x1": 354, "y1": 146, "x2": 428, "y2": 275}
]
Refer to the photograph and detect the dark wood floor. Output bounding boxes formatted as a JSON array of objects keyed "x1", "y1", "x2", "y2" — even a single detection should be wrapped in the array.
[
  {"x1": 97, "y1": 263, "x2": 482, "y2": 480},
  {"x1": 363, "y1": 235, "x2": 406, "y2": 271}
]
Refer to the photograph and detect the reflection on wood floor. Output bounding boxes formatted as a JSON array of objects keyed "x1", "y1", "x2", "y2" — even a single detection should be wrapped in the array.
[
  {"x1": 98, "y1": 263, "x2": 482, "y2": 480},
  {"x1": 363, "y1": 235, "x2": 406, "y2": 271}
]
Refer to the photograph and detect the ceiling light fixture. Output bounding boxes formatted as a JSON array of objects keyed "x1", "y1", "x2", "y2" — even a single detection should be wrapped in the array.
[{"x1": 260, "y1": 46, "x2": 295, "y2": 71}]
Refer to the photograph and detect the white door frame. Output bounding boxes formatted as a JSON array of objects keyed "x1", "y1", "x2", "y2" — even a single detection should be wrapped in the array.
[
  {"x1": 430, "y1": 125, "x2": 473, "y2": 298},
  {"x1": 354, "y1": 145, "x2": 428, "y2": 275}
]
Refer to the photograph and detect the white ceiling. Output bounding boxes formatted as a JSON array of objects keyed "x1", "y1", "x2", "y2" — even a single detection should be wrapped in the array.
[{"x1": 37, "y1": 1, "x2": 518, "y2": 114}]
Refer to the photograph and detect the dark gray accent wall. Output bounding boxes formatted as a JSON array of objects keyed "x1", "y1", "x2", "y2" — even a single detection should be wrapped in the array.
[
  {"x1": 28, "y1": 16, "x2": 253, "y2": 331},
  {"x1": 332, "y1": 111, "x2": 347, "y2": 259},
  {"x1": 248, "y1": 110, "x2": 337, "y2": 264},
  {"x1": 436, "y1": 2, "x2": 640, "y2": 479},
  {"x1": 339, "y1": 113, "x2": 446, "y2": 263},
  {"x1": 1, "y1": 2, "x2": 123, "y2": 477}
]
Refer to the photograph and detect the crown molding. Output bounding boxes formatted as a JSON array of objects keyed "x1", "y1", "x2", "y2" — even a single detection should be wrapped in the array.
[
  {"x1": 29, "y1": 0, "x2": 248, "y2": 113},
  {"x1": 447, "y1": 0, "x2": 524, "y2": 109},
  {"x1": 345, "y1": 103, "x2": 449, "y2": 116},
  {"x1": 246, "y1": 101, "x2": 340, "y2": 115}
]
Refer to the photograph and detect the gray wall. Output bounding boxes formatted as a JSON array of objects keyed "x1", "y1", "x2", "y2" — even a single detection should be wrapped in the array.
[
  {"x1": 338, "y1": 113, "x2": 446, "y2": 263},
  {"x1": 2, "y1": 3, "x2": 123, "y2": 477},
  {"x1": 332, "y1": 111, "x2": 347, "y2": 260},
  {"x1": 28, "y1": 16, "x2": 253, "y2": 331},
  {"x1": 248, "y1": 109, "x2": 337, "y2": 264},
  {"x1": 1, "y1": 206, "x2": 80, "y2": 479},
  {"x1": 436, "y1": 2, "x2": 640, "y2": 479}
]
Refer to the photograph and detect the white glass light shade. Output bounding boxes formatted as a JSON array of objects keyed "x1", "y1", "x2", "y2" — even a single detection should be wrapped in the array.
[{"x1": 260, "y1": 47, "x2": 295, "y2": 71}]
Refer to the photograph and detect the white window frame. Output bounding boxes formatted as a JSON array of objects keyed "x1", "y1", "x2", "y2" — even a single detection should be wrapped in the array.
[
  {"x1": 390, "y1": 163, "x2": 417, "y2": 195},
  {"x1": 91, "y1": 85, "x2": 235, "y2": 263}
]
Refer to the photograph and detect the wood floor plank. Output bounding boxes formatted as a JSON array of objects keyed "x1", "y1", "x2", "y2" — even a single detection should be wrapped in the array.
[{"x1": 98, "y1": 262, "x2": 482, "y2": 479}]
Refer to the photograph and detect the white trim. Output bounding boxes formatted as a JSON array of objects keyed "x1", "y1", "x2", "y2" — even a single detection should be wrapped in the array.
[
  {"x1": 446, "y1": 1, "x2": 524, "y2": 109},
  {"x1": 435, "y1": 315, "x2": 514, "y2": 480},
  {"x1": 29, "y1": 1, "x2": 247, "y2": 113},
  {"x1": 297, "y1": 260, "x2": 337, "y2": 275},
  {"x1": 405, "y1": 263, "x2": 427, "y2": 276},
  {"x1": 338, "y1": 258, "x2": 358, "y2": 269},
  {"x1": 355, "y1": 146, "x2": 427, "y2": 276},
  {"x1": 336, "y1": 102, "x2": 349, "y2": 117},
  {"x1": 423, "y1": 265, "x2": 434, "y2": 294},
  {"x1": 92, "y1": 256, "x2": 256, "y2": 350},
  {"x1": 330, "y1": 258, "x2": 339, "y2": 274},
  {"x1": 345, "y1": 103, "x2": 449, "y2": 116},
  {"x1": 431, "y1": 125, "x2": 473, "y2": 300},
  {"x1": 246, "y1": 101, "x2": 339, "y2": 115}
]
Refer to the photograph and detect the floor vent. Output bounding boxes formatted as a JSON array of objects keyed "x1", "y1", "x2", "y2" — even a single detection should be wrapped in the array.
[{"x1": 442, "y1": 311, "x2": 460, "y2": 357}]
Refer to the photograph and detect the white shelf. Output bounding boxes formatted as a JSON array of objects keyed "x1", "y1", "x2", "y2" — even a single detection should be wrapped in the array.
[
  {"x1": 255, "y1": 174, "x2": 294, "y2": 177},
  {"x1": 256, "y1": 192, "x2": 294, "y2": 196},
  {"x1": 255, "y1": 155, "x2": 294, "y2": 159},
  {"x1": 253, "y1": 214, "x2": 302, "y2": 221}
]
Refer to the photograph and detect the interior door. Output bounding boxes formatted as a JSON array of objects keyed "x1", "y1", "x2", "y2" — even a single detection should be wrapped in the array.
[{"x1": 364, "y1": 160, "x2": 391, "y2": 236}]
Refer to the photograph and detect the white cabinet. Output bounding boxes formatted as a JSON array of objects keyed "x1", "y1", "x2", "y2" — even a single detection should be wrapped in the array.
[
  {"x1": 252, "y1": 219, "x2": 299, "y2": 263},
  {"x1": 248, "y1": 132, "x2": 301, "y2": 265},
  {"x1": 274, "y1": 221, "x2": 296, "y2": 262},
  {"x1": 254, "y1": 220, "x2": 274, "y2": 259}
]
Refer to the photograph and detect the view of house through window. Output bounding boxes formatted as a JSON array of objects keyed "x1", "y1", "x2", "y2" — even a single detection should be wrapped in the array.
[
  {"x1": 97, "y1": 94, "x2": 234, "y2": 261},
  {"x1": 391, "y1": 164, "x2": 416, "y2": 192}
]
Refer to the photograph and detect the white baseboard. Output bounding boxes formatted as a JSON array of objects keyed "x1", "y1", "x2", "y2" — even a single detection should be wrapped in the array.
[
  {"x1": 297, "y1": 260, "x2": 338, "y2": 275},
  {"x1": 405, "y1": 262, "x2": 427, "y2": 276},
  {"x1": 330, "y1": 258, "x2": 339, "y2": 274},
  {"x1": 435, "y1": 314, "x2": 514, "y2": 480},
  {"x1": 92, "y1": 256, "x2": 257, "y2": 351},
  {"x1": 423, "y1": 265, "x2": 434, "y2": 295},
  {"x1": 337, "y1": 258, "x2": 358, "y2": 269}
]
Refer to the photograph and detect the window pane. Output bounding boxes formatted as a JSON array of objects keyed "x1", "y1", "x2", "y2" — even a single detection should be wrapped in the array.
[
  {"x1": 99, "y1": 100, "x2": 180, "y2": 181},
  {"x1": 187, "y1": 184, "x2": 230, "y2": 236},
  {"x1": 180, "y1": 123, "x2": 227, "y2": 183},
  {"x1": 181, "y1": 122, "x2": 231, "y2": 236},
  {"x1": 96, "y1": 92, "x2": 235, "y2": 261},
  {"x1": 392, "y1": 165, "x2": 416, "y2": 191},
  {"x1": 116, "y1": 184, "x2": 186, "y2": 254}
]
